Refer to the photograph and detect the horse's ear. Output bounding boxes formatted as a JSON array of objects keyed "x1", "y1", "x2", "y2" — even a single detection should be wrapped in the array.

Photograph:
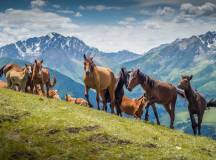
[
  {"x1": 83, "y1": 54, "x2": 87, "y2": 60},
  {"x1": 90, "y1": 57, "x2": 93, "y2": 61},
  {"x1": 41, "y1": 60, "x2": 43, "y2": 64},
  {"x1": 35, "y1": 59, "x2": 37, "y2": 63},
  {"x1": 137, "y1": 69, "x2": 140, "y2": 74},
  {"x1": 25, "y1": 64, "x2": 27, "y2": 67},
  {"x1": 189, "y1": 75, "x2": 193, "y2": 80}
]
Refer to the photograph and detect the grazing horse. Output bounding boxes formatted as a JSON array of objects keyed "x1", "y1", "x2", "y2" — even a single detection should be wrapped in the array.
[
  {"x1": 31, "y1": 60, "x2": 56, "y2": 97},
  {"x1": 127, "y1": 69, "x2": 184, "y2": 129},
  {"x1": 120, "y1": 95, "x2": 150, "y2": 119},
  {"x1": 65, "y1": 94, "x2": 88, "y2": 106},
  {"x1": 0, "y1": 80, "x2": 7, "y2": 88},
  {"x1": 83, "y1": 54, "x2": 116, "y2": 113},
  {"x1": 178, "y1": 75, "x2": 216, "y2": 135},
  {"x1": 0, "y1": 64, "x2": 33, "y2": 92},
  {"x1": 6, "y1": 64, "x2": 32, "y2": 91}
]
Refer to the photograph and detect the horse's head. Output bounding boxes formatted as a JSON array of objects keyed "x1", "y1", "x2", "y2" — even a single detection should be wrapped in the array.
[
  {"x1": 120, "y1": 68, "x2": 130, "y2": 86},
  {"x1": 24, "y1": 64, "x2": 32, "y2": 76},
  {"x1": 135, "y1": 96, "x2": 149, "y2": 118},
  {"x1": 177, "y1": 75, "x2": 193, "y2": 90},
  {"x1": 34, "y1": 59, "x2": 43, "y2": 76},
  {"x1": 83, "y1": 54, "x2": 95, "y2": 76},
  {"x1": 127, "y1": 69, "x2": 140, "y2": 91}
]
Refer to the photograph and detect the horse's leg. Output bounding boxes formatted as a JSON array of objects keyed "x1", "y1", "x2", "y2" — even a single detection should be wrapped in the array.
[
  {"x1": 164, "y1": 104, "x2": 173, "y2": 129},
  {"x1": 84, "y1": 86, "x2": 93, "y2": 108},
  {"x1": 115, "y1": 99, "x2": 122, "y2": 116},
  {"x1": 96, "y1": 91, "x2": 100, "y2": 110},
  {"x1": 151, "y1": 103, "x2": 160, "y2": 125},
  {"x1": 108, "y1": 87, "x2": 115, "y2": 114},
  {"x1": 189, "y1": 112, "x2": 197, "y2": 135},
  {"x1": 170, "y1": 97, "x2": 176, "y2": 129},
  {"x1": 40, "y1": 83, "x2": 45, "y2": 96},
  {"x1": 144, "y1": 105, "x2": 150, "y2": 121},
  {"x1": 100, "y1": 91, "x2": 107, "y2": 112},
  {"x1": 198, "y1": 112, "x2": 204, "y2": 135},
  {"x1": 46, "y1": 83, "x2": 49, "y2": 97}
]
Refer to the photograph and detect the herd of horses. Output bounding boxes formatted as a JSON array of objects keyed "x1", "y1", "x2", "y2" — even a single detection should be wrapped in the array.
[{"x1": 0, "y1": 55, "x2": 216, "y2": 136}]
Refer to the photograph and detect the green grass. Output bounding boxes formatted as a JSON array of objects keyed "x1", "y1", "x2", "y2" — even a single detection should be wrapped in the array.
[{"x1": 0, "y1": 89, "x2": 216, "y2": 160}]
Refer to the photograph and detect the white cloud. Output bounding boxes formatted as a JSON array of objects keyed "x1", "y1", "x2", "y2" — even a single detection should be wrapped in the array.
[
  {"x1": 0, "y1": 6, "x2": 215, "y2": 54},
  {"x1": 79, "y1": 5, "x2": 121, "y2": 12},
  {"x1": 52, "y1": 4, "x2": 61, "y2": 9},
  {"x1": 156, "y1": 7, "x2": 175, "y2": 16},
  {"x1": 118, "y1": 17, "x2": 136, "y2": 27},
  {"x1": 31, "y1": 0, "x2": 46, "y2": 9},
  {"x1": 57, "y1": 10, "x2": 74, "y2": 14},
  {"x1": 180, "y1": 2, "x2": 216, "y2": 16},
  {"x1": 0, "y1": 8, "x2": 78, "y2": 45},
  {"x1": 74, "y1": 12, "x2": 82, "y2": 17}
]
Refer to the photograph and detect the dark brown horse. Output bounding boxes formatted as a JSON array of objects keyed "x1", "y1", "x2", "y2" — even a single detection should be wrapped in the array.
[
  {"x1": 31, "y1": 60, "x2": 56, "y2": 97},
  {"x1": 178, "y1": 75, "x2": 216, "y2": 135},
  {"x1": 127, "y1": 69, "x2": 184, "y2": 128}
]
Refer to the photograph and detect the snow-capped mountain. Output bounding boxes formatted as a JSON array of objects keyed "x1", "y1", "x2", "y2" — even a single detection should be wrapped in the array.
[{"x1": 0, "y1": 32, "x2": 141, "y2": 82}]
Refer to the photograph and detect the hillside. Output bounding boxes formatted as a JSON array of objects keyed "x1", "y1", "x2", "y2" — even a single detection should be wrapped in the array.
[
  {"x1": 0, "y1": 89, "x2": 216, "y2": 160},
  {"x1": 0, "y1": 57, "x2": 96, "y2": 100}
]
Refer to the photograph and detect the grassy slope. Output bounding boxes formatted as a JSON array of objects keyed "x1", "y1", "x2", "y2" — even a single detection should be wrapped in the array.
[{"x1": 0, "y1": 89, "x2": 216, "y2": 160}]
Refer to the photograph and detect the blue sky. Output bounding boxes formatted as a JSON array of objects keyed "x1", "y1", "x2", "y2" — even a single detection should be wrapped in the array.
[{"x1": 0, "y1": 0, "x2": 215, "y2": 53}]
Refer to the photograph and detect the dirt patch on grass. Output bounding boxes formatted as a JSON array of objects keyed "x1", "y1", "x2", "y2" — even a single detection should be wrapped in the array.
[
  {"x1": 65, "y1": 125, "x2": 101, "y2": 134},
  {"x1": 0, "y1": 111, "x2": 30, "y2": 124},
  {"x1": 88, "y1": 133, "x2": 131, "y2": 146},
  {"x1": 143, "y1": 142, "x2": 158, "y2": 148},
  {"x1": 46, "y1": 128, "x2": 61, "y2": 135},
  {"x1": 9, "y1": 151, "x2": 36, "y2": 160}
]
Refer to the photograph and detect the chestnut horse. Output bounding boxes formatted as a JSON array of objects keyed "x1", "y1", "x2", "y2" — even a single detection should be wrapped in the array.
[
  {"x1": 83, "y1": 54, "x2": 116, "y2": 113},
  {"x1": 178, "y1": 75, "x2": 216, "y2": 135},
  {"x1": 0, "y1": 63, "x2": 33, "y2": 92},
  {"x1": 127, "y1": 69, "x2": 184, "y2": 129},
  {"x1": 31, "y1": 60, "x2": 56, "y2": 97},
  {"x1": 0, "y1": 80, "x2": 7, "y2": 88},
  {"x1": 120, "y1": 95, "x2": 150, "y2": 119},
  {"x1": 65, "y1": 94, "x2": 88, "y2": 106}
]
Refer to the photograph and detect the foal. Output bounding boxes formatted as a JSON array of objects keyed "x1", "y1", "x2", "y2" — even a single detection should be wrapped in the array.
[{"x1": 178, "y1": 75, "x2": 216, "y2": 135}]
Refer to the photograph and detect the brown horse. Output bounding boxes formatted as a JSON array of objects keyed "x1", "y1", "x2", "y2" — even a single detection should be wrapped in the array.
[
  {"x1": 127, "y1": 69, "x2": 184, "y2": 129},
  {"x1": 65, "y1": 94, "x2": 88, "y2": 106},
  {"x1": 83, "y1": 54, "x2": 116, "y2": 113},
  {"x1": 48, "y1": 90, "x2": 61, "y2": 100},
  {"x1": 6, "y1": 64, "x2": 32, "y2": 91},
  {"x1": 0, "y1": 64, "x2": 33, "y2": 92},
  {"x1": 31, "y1": 60, "x2": 56, "y2": 97},
  {"x1": 178, "y1": 75, "x2": 216, "y2": 135},
  {"x1": 0, "y1": 80, "x2": 7, "y2": 88},
  {"x1": 120, "y1": 95, "x2": 150, "y2": 119}
]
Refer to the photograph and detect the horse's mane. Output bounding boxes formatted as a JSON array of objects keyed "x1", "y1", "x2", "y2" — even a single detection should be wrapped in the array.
[{"x1": 138, "y1": 71, "x2": 155, "y2": 88}]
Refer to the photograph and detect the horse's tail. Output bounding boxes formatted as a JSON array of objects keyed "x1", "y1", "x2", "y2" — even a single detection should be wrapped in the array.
[
  {"x1": 48, "y1": 76, "x2": 56, "y2": 87},
  {"x1": 176, "y1": 87, "x2": 185, "y2": 98},
  {"x1": 207, "y1": 99, "x2": 216, "y2": 108},
  {"x1": 0, "y1": 65, "x2": 6, "y2": 77}
]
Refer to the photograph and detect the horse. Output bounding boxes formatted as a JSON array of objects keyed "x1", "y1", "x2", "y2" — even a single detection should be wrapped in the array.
[
  {"x1": 103, "y1": 67, "x2": 131, "y2": 116},
  {"x1": 83, "y1": 54, "x2": 117, "y2": 113},
  {"x1": 31, "y1": 59, "x2": 56, "y2": 97},
  {"x1": 0, "y1": 63, "x2": 33, "y2": 92},
  {"x1": 6, "y1": 64, "x2": 32, "y2": 91},
  {"x1": 0, "y1": 80, "x2": 7, "y2": 88},
  {"x1": 48, "y1": 89, "x2": 61, "y2": 100},
  {"x1": 177, "y1": 75, "x2": 216, "y2": 135},
  {"x1": 120, "y1": 95, "x2": 151, "y2": 119},
  {"x1": 65, "y1": 94, "x2": 88, "y2": 106},
  {"x1": 127, "y1": 69, "x2": 184, "y2": 129}
]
